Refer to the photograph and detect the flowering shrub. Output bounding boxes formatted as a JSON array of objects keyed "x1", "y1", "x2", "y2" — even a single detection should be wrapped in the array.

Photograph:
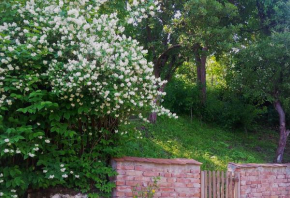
[{"x1": 0, "y1": 0, "x2": 176, "y2": 197}]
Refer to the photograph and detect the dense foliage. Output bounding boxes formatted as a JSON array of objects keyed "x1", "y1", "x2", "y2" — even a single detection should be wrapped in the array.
[
  {"x1": 1, "y1": 0, "x2": 290, "y2": 196},
  {"x1": 163, "y1": 77, "x2": 262, "y2": 131},
  {"x1": 0, "y1": 0, "x2": 176, "y2": 197}
]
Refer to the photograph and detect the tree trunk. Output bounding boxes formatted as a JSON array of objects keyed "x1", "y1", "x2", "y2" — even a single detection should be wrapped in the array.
[
  {"x1": 200, "y1": 48, "x2": 207, "y2": 103},
  {"x1": 194, "y1": 46, "x2": 207, "y2": 105},
  {"x1": 149, "y1": 54, "x2": 180, "y2": 124},
  {"x1": 274, "y1": 100, "x2": 290, "y2": 163},
  {"x1": 148, "y1": 84, "x2": 166, "y2": 124}
]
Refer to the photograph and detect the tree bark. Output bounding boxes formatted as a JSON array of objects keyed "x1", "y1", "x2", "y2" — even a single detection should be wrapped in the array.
[
  {"x1": 274, "y1": 100, "x2": 290, "y2": 163},
  {"x1": 194, "y1": 45, "x2": 207, "y2": 105},
  {"x1": 148, "y1": 84, "x2": 165, "y2": 124}
]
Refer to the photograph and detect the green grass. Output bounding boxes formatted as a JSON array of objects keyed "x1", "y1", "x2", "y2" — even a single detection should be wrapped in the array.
[{"x1": 118, "y1": 116, "x2": 285, "y2": 170}]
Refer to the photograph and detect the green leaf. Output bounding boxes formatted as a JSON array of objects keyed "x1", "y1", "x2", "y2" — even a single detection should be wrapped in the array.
[{"x1": 64, "y1": 112, "x2": 70, "y2": 119}]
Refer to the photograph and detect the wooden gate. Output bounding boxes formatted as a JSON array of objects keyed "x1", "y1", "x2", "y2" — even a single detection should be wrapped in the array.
[{"x1": 201, "y1": 171, "x2": 240, "y2": 198}]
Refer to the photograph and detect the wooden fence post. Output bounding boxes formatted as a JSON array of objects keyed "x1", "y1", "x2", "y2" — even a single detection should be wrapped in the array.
[
  {"x1": 236, "y1": 172, "x2": 240, "y2": 198},
  {"x1": 201, "y1": 171, "x2": 205, "y2": 198}
]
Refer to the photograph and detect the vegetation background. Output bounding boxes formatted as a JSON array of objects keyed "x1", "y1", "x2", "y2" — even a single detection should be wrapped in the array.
[{"x1": 1, "y1": 0, "x2": 290, "y2": 197}]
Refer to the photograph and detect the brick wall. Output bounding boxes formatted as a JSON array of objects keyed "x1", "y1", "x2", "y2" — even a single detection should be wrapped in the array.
[
  {"x1": 111, "y1": 157, "x2": 202, "y2": 198},
  {"x1": 228, "y1": 163, "x2": 290, "y2": 198}
]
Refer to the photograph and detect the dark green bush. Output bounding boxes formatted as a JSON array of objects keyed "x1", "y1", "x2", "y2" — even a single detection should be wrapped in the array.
[{"x1": 163, "y1": 78, "x2": 263, "y2": 130}]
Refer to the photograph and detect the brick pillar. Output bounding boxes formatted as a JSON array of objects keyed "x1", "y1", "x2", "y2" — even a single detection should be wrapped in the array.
[
  {"x1": 228, "y1": 163, "x2": 290, "y2": 198},
  {"x1": 111, "y1": 157, "x2": 202, "y2": 198}
]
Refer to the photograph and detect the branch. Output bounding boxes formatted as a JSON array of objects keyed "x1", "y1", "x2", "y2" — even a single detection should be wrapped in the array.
[
  {"x1": 165, "y1": 56, "x2": 184, "y2": 82},
  {"x1": 156, "y1": 44, "x2": 181, "y2": 68}
]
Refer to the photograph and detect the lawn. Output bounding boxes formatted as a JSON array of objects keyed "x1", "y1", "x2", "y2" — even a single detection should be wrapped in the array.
[{"x1": 118, "y1": 116, "x2": 285, "y2": 170}]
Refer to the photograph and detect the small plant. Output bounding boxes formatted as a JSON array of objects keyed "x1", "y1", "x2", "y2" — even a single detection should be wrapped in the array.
[{"x1": 132, "y1": 176, "x2": 160, "y2": 198}]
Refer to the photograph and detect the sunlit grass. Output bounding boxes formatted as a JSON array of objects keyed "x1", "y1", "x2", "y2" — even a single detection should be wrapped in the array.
[{"x1": 118, "y1": 116, "x2": 283, "y2": 170}]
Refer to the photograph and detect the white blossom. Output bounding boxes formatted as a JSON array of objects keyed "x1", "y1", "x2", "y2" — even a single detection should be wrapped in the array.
[
  {"x1": 62, "y1": 174, "x2": 68, "y2": 178},
  {"x1": 28, "y1": 153, "x2": 35, "y2": 157},
  {"x1": 45, "y1": 139, "x2": 50, "y2": 143}
]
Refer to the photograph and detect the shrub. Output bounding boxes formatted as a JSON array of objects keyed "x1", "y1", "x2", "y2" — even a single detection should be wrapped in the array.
[
  {"x1": 0, "y1": 0, "x2": 175, "y2": 197},
  {"x1": 164, "y1": 78, "x2": 262, "y2": 130},
  {"x1": 163, "y1": 78, "x2": 199, "y2": 115},
  {"x1": 205, "y1": 90, "x2": 264, "y2": 130}
]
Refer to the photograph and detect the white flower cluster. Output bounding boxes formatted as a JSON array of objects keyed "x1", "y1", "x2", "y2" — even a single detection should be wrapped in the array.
[
  {"x1": 44, "y1": 164, "x2": 80, "y2": 180},
  {"x1": 0, "y1": 173, "x2": 3, "y2": 184},
  {"x1": 0, "y1": 173, "x2": 3, "y2": 196},
  {"x1": 0, "y1": 0, "x2": 176, "y2": 125},
  {"x1": 0, "y1": 187, "x2": 18, "y2": 197},
  {"x1": 2, "y1": 136, "x2": 51, "y2": 157},
  {"x1": 127, "y1": 0, "x2": 159, "y2": 25},
  {"x1": 0, "y1": 135, "x2": 50, "y2": 156}
]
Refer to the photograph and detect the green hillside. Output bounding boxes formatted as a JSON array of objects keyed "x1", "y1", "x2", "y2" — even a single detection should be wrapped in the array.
[{"x1": 119, "y1": 116, "x2": 286, "y2": 170}]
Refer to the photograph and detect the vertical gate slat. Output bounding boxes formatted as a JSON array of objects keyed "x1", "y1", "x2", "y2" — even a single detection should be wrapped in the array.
[
  {"x1": 237, "y1": 172, "x2": 240, "y2": 198},
  {"x1": 233, "y1": 174, "x2": 238, "y2": 198},
  {"x1": 225, "y1": 172, "x2": 229, "y2": 198},
  {"x1": 213, "y1": 171, "x2": 216, "y2": 198},
  {"x1": 217, "y1": 171, "x2": 220, "y2": 198},
  {"x1": 209, "y1": 171, "x2": 212, "y2": 198},
  {"x1": 221, "y1": 171, "x2": 225, "y2": 198},
  {"x1": 201, "y1": 171, "x2": 205, "y2": 198},
  {"x1": 229, "y1": 172, "x2": 233, "y2": 198},
  {"x1": 205, "y1": 171, "x2": 208, "y2": 198}
]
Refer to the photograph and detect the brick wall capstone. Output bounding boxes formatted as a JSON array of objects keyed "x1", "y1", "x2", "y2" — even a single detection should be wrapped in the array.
[{"x1": 111, "y1": 157, "x2": 202, "y2": 198}]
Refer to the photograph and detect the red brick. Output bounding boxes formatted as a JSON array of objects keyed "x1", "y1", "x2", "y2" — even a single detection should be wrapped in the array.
[
  {"x1": 116, "y1": 181, "x2": 125, "y2": 185},
  {"x1": 126, "y1": 170, "x2": 143, "y2": 176},
  {"x1": 115, "y1": 192, "x2": 125, "y2": 196},
  {"x1": 176, "y1": 178, "x2": 191, "y2": 183},
  {"x1": 116, "y1": 186, "x2": 132, "y2": 192},
  {"x1": 159, "y1": 182, "x2": 172, "y2": 187},
  {"x1": 160, "y1": 187, "x2": 175, "y2": 192},
  {"x1": 125, "y1": 192, "x2": 133, "y2": 197},
  {"x1": 164, "y1": 173, "x2": 172, "y2": 177},
  {"x1": 251, "y1": 181, "x2": 261, "y2": 185},
  {"x1": 126, "y1": 180, "x2": 143, "y2": 186},
  {"x1": 161, "y1": 192, "x2": 171, "y2": 197},
  {"x1": 167, "y1": 178, "x2": 176, "y2": 183},
  {"x1": 143, "y1": 171, "x2": 159, "y2": 177},
  {"x1": 174, "y1": 182, "x2": 186, "y2": 188}
]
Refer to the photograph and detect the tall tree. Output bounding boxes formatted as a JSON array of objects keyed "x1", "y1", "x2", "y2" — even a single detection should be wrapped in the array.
[
  {"x1": 178, "y1": 0, "x2": 239, "y2": 104},
  {"x1": 232, "y1": 33, "x2": 290, "y2": 163},
  {"x1": 231, "y1": 0, "x2": 290, "y2": 163}
]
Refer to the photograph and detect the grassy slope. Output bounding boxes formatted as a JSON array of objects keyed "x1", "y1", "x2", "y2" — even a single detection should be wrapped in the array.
[{"x1": 119, "y1": 116, "x2": 285, "y2": 170}]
